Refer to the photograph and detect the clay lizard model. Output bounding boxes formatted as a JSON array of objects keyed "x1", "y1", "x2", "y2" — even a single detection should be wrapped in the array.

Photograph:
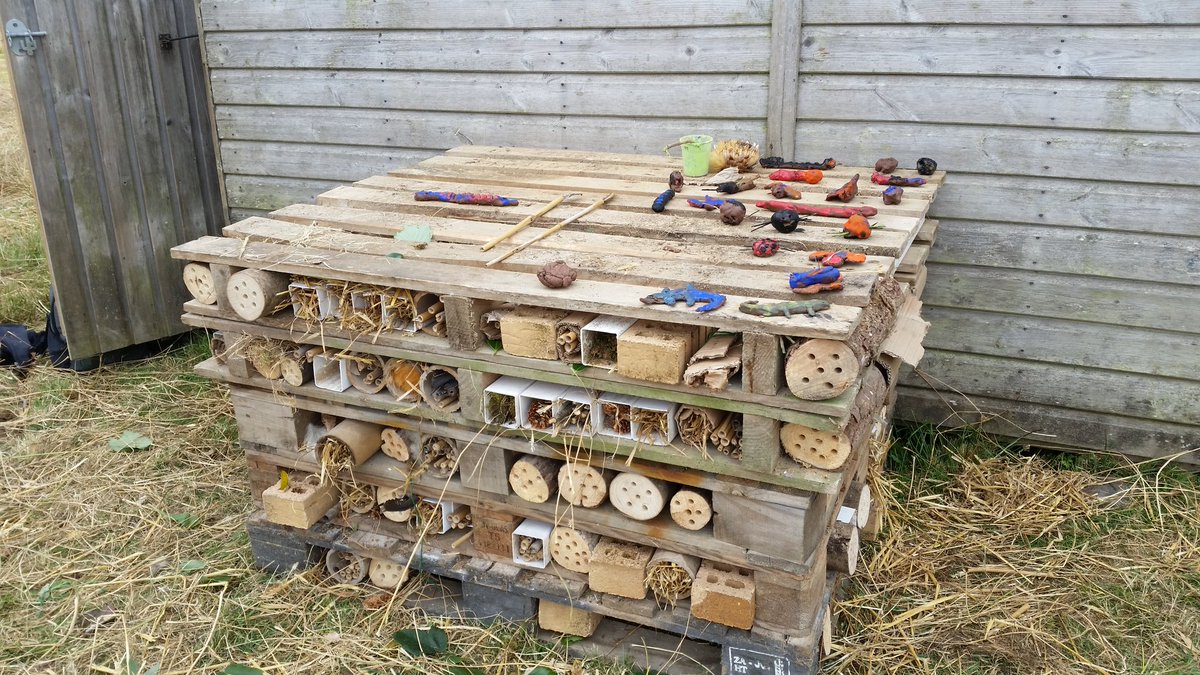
[
  {"x1": 639, "y1": 284, "x2": 727, "y2": 312},
  {"x1": 739, "y1": 300, "x2": 831, "y2": 318}
]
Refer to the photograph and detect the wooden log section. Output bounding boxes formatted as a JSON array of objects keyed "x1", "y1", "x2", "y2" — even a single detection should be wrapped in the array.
[
  {"x1": 844, "y1": 276, "x2": 905, "y2": 371},
  {"x1": 645, "y1": 549, "x2": 702, "y2": 606},
  {"x1": 421, "y1": 435, "x2": 459, "y2": 479},
  {"x1": 549, "y1": 526, "x2": 600, "y2": 573},
  {"x1": 609, "y1": 472, "x2": 670, "y2": 521},
  {"x1": 325, "y1": 549, "x2": 368, "y2": 585},
  {"x1": 182, "y1": 262, "x2": 218, "y2": 305},
  {"x1": 785, "y1": 339, "x2": 859, "y2": 401},
  {"x1": 844, "y1": 483, "x2": 872, "y2": 529},
  {"x1": 346, "y1": 353, "x2": 388, "y2": 394},
  {"x1": 376, "y1": 486, "x2": 416, "y2": 523},
  {"x1": 379, "y1": 428, "x2": 411, "y2": 463},
  {"x1": 318, "y1": 419, "x2": 382, "y2": 472},
  {"x1": 367, "y1": 558, "x2": 410, "y2": 590},
  {"x1": 508, "y1": 456, "x2": 561, "y2": 504},
  {"x1": 557, "y1": 462, "x2": 611, "y2": 508},
  {"x1": 782, "y1": 360, "x2": 890, "y2": 470},
  {"x1": 383, "y1": 358, "x2": 424, "y2": 402},
  {"x1": 226, "y1": 268, "x2": 289, "y2": 321},
  {"x1": 669, "y1": 489, "x2": 713, "y2": 531},
  {"x1": 827, "y1": 508, "x2": 860, "y2": 575},
  {"x1": 279, "y1": 346, "x2": 312, "y2": 387},
  {"x1": 419, "y1": 365, "x2": 461, "y2": 412}
]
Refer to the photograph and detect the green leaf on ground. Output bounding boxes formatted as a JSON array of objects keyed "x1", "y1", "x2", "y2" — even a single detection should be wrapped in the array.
[
  {"x1": 386, "y1": 252, "x2": 404, "y2": 259},
  {"x1": 35, "y1": 579, "x2": 72, "y2": 605},
  {"x1": 108, "y1": 431, "x2": 152, "y2": 452},
  {"x1": 179, "y1": 560, "x2": 207, "y2": 574},
  {"x1": 393, "y1": 626, "x2": 450, "y2": 656},
  {"x1": 394, "y1": 224, "x2": 433, "y2": 244},
  {"x1": 569, "y1": 363, "x2": 587, "y2": 373},
  {"x1": 169, "y1": 513, "x2": 200, "y2": 528},
  {"x1": 486, "y1": 339, "x2": 503, "y2": 354},
  {"x1": 220, "y1": 666, "x2": 263, "y2": 675},
  {"x1": 528, "y1": 667, "x2": 558, "y2": 675}
]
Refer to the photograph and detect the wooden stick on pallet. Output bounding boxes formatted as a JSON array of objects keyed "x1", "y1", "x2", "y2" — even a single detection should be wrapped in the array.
[
  {"x1": 486, "y1": 193, "x2": 615, "y2": 266},
  {"x1": 479, "y1": 192, "x2": 579, "y2": 251}
]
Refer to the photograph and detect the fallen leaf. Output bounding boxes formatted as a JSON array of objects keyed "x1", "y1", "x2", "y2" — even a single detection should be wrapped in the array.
[
  {"x1": 109, "y1": 431, "x2": 152, "y2": 452},
  {"x1": 393, "y1": 626, "x2": 449, "y2": 656},
  {"x1": 220, "y1": 666, "x2": 263, "y2": 675},
  {"x1": 169, "y1": 513, "x2": 200, "y2": 529},
  {"x1": 179, "y1": 560, "x2": 207, "y2": 574},
  {"x1": 394, "y1": 224, "x2": 433, "y2": 244},
  {"x1": 35, "y1": 579, "x2": 72, "y2": 605},
  {"x1": 79, "y1": 607, "x2": 118, "y2": 635},
  {"x1": 363, "y1": 593, "x2": 390, "y2": 611}
]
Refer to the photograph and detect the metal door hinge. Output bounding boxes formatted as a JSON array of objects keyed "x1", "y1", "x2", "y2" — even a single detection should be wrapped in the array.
[
  {"x1": 5, "y1": 19, "x2": 46, "y2": 56},
  {"x1": 158, "y1": 33, "x2": 197, "y2": 51}
]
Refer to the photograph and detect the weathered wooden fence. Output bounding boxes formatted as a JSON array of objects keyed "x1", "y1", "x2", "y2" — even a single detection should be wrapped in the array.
[{"x1": 195, "y1": 0, "x2": 1200, "y2": 461}]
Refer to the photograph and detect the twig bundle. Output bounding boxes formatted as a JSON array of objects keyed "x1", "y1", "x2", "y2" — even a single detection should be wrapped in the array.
[
  {"x1": 558, "y1": 402, "x2": 592, "y2": 435},
  {"x1": 644, "y1": 552, "x2": 701, "y2": 607},
  {"x1": 338, "y1": 479, "x2": 376, "y2": 516},
  {"x1": 632, "y1": 409, "x2": 669, "y2": 445},
  {"x1": 602, "y1": 402, "x2": 631, "y2": 435},
  {"x1": 516, "y1": 535, "x2": 544, "y2": 562},
  {"x1": 339, "y1": 283, "x2": 385, "y2": 333},
  {"x1": 413, "y1": 499, "x2": 443, "y2": 532},
  {"x1": 287, "y1": 276, "x2": 321, "y2": 320},
  {"x1": 380, "y1": 288, "x2": 416, "y2": 330}
]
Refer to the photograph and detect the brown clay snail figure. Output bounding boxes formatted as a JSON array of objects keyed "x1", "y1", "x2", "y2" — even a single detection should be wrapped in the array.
[
  {"x1": 537, "y1": 260, "x2": 578, "y2": 289},
  {"x1": 826, "y1": 174, "x2": 859, "y2": 203},
  {"x1": 718, "y1": 199, "x2": 746, "y2": 225},
  {"x1": 669, "y1": 170, "x2": 684, "y2": 192}
]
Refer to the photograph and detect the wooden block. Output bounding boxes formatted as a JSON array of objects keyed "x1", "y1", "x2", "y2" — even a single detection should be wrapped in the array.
[
  {"x1": 616, "y1": 320, "x2": 706, "y2": 384},
  {"x1": 738, "y1": 415, "x2": 780, "y2": 473},
  {"x1": 472, "y1": 509, "x2": 520, "y2": 557},
  {"x1": 741, "y1": 331, "x2": 783, "y2": 395},
  {"x1": 588, "y1": 538, "x2": 653, "y2": 600},
  {"x1": 456, "y1": 370, "x2": 492, "y2": 423},
  {"x1": 500, "y1": 306, "x2": 569, "y2": 360},
  {"x1": 208, "y1": 263, "x2": 236, "y2": 314},
  {"x1": 444, "y1": 294, "x2": 496, "y2": 352},
  {"x1": 458, "y1": 442, "x2": 512, "y2": 496},
  {"x1": 691, "y1": 562, "x2": 755, "y2": 630},
  {"x1": 224, "y1": 353, "x2": 254, "y2": 379},
  {"x1": 712, "y1": 492, "x2": 825, "y2": 564},
  {"x1": 754, "y1": 550, "x2": 827, "y2": 635},
  {"x1": 539, "y1": 600, "x2": 603, "y2": 638},
  {"x1": 461, "y1": 580, "x2": 537, "y2": 622},
  {"x1": 229, "y1": 388, "x2": 318, "y2": 451}
]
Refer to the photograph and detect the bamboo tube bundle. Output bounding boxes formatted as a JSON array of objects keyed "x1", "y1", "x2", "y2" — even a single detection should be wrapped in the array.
[
  {"x1": 346, "y1": 353, "x2": 388, "y2": 394},
  {"x1": 380, "y1": 428, "x2": 412, "y2": 463},
  {"x1": 644, "y1": 550, "x2": 701, "y2": 607},
  {"x1": 676, "y1": 406, "x2": 720, "y2": 454},
  {"x1": 227, "y1": 269, "x2": 289, "y2": 321},
  {"x1": 609, "y1": 472, "x2": 670, "y2": 521},
  {"x1": 384, "y1": 359, "x2": 424, "y2": 402},
  {"x1": 421, "y1": 435, "x2": 459, "y2": 479},
  {"x1": 419, "y1": 366, "x2": 460, "y2": 412},
  {"x1": 516, "y1": 535, "x2": 545, "y2": 563},
  {"x1": 288, "y1": 277, "x2": 321, "y2": 322},
  {"x1": 554, "y1": 312, "x2": 595, "y2": 363},
  {"x1": 709, "y1": 414, "x2": 743, "y2": 459},
  {"x1": 182, "y1": 263, "x2": 218, "y2": 305},
  {"x1": 318, "y1": 420, "x2": 383, "y2": 475},
  {"x1": 448, "y1": 505, "x2": 473, "y2": 530},
  {"x1": 337, "y1": 479, "x2": 376, "y2": 516},
  {"x1": 549, "y1": 526, "x2": 600, "y2": 573},
  {"x1": 412, "y1": 292, "x2": 446, "y2": 337},
  {"x1": 325, "y1": 549, "x2": 368, "y2": 585},
  {"x1": 669, "y1": 489, "x2": 713, "y2": 531},
  {"x1": 557, "y1": 462, "x2": 611, "y2": 508},
  {"x1": 380, "y1": 288, "x2": 416, "y2": 330},
  {"x1": 508, "y1": 456, "x2": 561, "y2": 504},
  {"x1": 279, "y1": 346, "x2": 313, "y2": 387},
  {"x1": 377, "y1": 487, "x2": 416, "y2": 523},
  {"x1": 367, "y1": 558, "x2": 409, "y2": 590}
]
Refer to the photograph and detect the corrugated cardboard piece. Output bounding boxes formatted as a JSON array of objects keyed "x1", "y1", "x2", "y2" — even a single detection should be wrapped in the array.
[{"x1": 880, "y1": 294, "x2": 929, "y2": 366}]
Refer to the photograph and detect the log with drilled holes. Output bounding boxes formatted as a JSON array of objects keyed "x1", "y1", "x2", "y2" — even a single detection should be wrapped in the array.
[
  {"x1": 557, "y1": 463, "x2": 611, "y2": 508},
  {"x1": 508, "y1": 456, "x2": 561, "y2": 504},
  {"x1": 549, "y1": 526, "x2": 601, "y2": 573},
  {"x1": 669, "y1": 489, "x2": 713, "y2": 531},
  {"x1": 182, "y1": 262, "x2": 218, "y2": 305},
  {"x1": 608, "y1": 472, "x2": 670, "y2": 521}
]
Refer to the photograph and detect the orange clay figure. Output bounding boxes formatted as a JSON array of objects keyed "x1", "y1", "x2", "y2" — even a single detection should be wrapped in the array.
[
  {"x1": 808, "y1": 250, "x2": 867, "y2": 267},
  {"x1": 793, "y1": 281, "x2": 843, "y2": 295},
  {"x1": 842, "y1": 214, "x2": 872, "y2": 239},
  {"x1": 826, "y1": 174, "x2": 859, "y2": 202},
  {"x1": 767, "y1": 169, "x2": 824, "y2": 184},
  {"x1": 767, "y1": 182, "x2": 803, "y2": 199}
]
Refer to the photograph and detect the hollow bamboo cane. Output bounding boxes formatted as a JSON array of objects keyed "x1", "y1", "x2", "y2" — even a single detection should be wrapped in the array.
[
  {"x1": 480, "y1": 192, "x2": 580, "y2": 251},
  {"x1": 485, "y1": 194, "x2": 615, "y2": 266}
]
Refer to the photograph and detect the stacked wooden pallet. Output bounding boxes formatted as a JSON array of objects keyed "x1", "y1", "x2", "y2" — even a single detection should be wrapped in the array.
[{"x1": 173, "y1": 146, "x2": 941, "y2": 673}]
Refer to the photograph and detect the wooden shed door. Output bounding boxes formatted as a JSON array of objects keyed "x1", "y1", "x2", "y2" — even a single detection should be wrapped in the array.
[{"x1": 2, "y1": 0, "x2": 221, "y2": 360}]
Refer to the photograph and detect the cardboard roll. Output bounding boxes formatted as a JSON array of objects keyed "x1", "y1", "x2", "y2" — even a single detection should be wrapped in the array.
[
  {"x1": 421, "y1": 435, "x2": 459, "y2": 478},
  {"x1": 669, "y1": 489, "x2": 712, "y2": 531},
  {"x1": 380, "y1": 428, "x2": 412, "y2": 463},
  {"x1": 226, "y1": 269, "x2": 288, "y2": 321},
  {"x1": 325, "y1": 549, "x2": 368, "y2": 585},
  {"x1": 182, "y1": 263, "x2": 217, "y2": 305},
  {"x1": 557, "y1": 463, "x2": 610, "y2": 508},
  {"x1": 377, "y1": 486, "x2": 416, "y2": 523},
  {"x1": 318, "y1": 420, "x2": 383, "y2": 470},
  {"x1": 508, "y1": 456, "x2": 560, "y2": 504},
  {"x1": 384, "y1": 358, "x2": 423, "y2": 402},
  {"x1": 549, "y1": 526, "x2": 600, "y2": 573},
  {"x1": 780, "y1": 424, "x2": 851, "y2": 470},
  {"x1": 368, "y1": 558, "x2": 410, "y2": 590},
  {"x1": 785, "y1": 339, "x2": 859, "y2": 400},
  {"x1": 608, "y1": 472, "x2": 669, "y2": 521},
  {"x1": 346, "y1": 354, "x2": 388, "y2": 394},
  {"x1": 278, "y1": 348, "x2": 312, "y2": 387},
  {"x1": 419, "y1": 366, "x2": 460, "y2": 412}
]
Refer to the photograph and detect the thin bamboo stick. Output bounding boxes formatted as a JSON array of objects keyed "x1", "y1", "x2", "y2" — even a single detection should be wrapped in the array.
[
  {"x1": 486, "y1": 194, "x2": 615, "y2": 267},
  {"x1": 479, "y1": 192, "x2": 580, "y2": 251}
]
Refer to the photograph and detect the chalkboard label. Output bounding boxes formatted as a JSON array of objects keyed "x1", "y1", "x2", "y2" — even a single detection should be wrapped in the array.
[{"x1": 725, "y1": 647, "x2": 791, "y2": 675}]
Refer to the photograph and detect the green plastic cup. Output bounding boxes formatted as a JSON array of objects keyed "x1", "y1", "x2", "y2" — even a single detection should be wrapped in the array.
[{"x1": 664, "y1": 134, "x2": 713, "y2": 177}]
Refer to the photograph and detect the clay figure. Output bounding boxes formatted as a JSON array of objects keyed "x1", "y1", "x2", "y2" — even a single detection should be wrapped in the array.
[
  {"x1": 874, "y1": 157, "x2": 898, "y2": 174},
  {"x1": 739, "y1": 299, "x2": 831, "y2": 318},
  {"x1": 842, "y1": 214, "x2": 872, "y2": 239},
  {"x1": 669, "y1": 170, "x2": 684, "y2": 192},
  {"x1": 871, "y1": 172, "x2": 926, "y2": 187},
  {"x1": 790, "y1": 266, "x2": 841, "y2": 290},
  {"x1": 767, "y1": 182, "x2": 803, "y2": 199},
  {"x1": 640, "y1": 284, "x2": 727, "y2": 312},
  {"x1": 414, "y1": 191, "x2": 518, "y2": 206},
  {"x1": 767, "y1": 169, "x2": 823, "y2": 184},
  {"x1": 652, "y1": 189, "x2": 675, "y2": 212},
  {"x1": 826, "y1": 174, "x2": 860, "y2": 203},
  {"x1": 917, "y1": 157, "x2": 938, "y2": 175},
  {"x1": 769, "y1": 210, "x2": 803, "y2": 233},
  {"x1": 719, "y1": 199, "x2": 746, "y2": 225},
  {"x1": 537, "y1": 261, "x2": 578, "y2": 289},
  {"x1": 882, "y1": 186, "x2": 903, "y2": 205},
  {"x1": 761, "y1": 157, "x2": 837, "y2": 170},
  {"x1": 752, "y1": 239, "x2": 780, "y2": 257},
  {"x1": 758, "y1": 201, "x2": 878, "y2": 218}
]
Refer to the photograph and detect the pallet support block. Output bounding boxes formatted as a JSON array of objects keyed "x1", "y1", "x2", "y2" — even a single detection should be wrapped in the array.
[
  {"x1": 500, "y1": 306, "x2": 570, "y2": 360},
  {"x1": 754, "y1": 549, "x2": 828, "y2": 635},
  {"x1": 616, "y1": 320, "x2": 707, "y2": 384},
  {"x1": 588, "y1": 538, "x2": 653, "y2": 600},
  {"x1": 742, "y1": 331, "x2": 783, "y2": 395},
  {"x1": 539, "y1": 600, "x2": 603, "y2": 638},
  {"x1": 246, "y1": 517, "x2": 323, "y2": 574},
  {"x1": 738, "y1": 415, "x2": 781, "y2": 473},
  {"x1": 456, "y1": 370, "x2": 492, "y2": 423},
  {"x1": 457, "y1": 441, "x2": 513, "y2": 496},
  {"x1": 472, "y1": 509, "x2": 520, "y2": 558},
  {"x1": 461, "y1": 580, "x2": 537, "y2": 623},
  {"x1": 445, "y1": 294, "x2": 496, "y2": 352},
  {"x1": 229, "y1": 387, "x2": 319, "y2": 451},
  {"x1": 712, "y1": 492, "x2": 825, "y2": 565},
  {"x1": 691, "y1": 562, "x2": 755, "y2": 630}
]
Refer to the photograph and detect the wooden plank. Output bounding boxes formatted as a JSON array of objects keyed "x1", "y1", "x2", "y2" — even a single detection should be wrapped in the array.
[
  {"x1": 223, "y1": 216, "x2": 881, "y2": 306},
  {"x1": 173, "y1": 236, "x2": 863, "y2": 339},
  {"x1": 922, "y1": 263, "x2": 1200, "y2": 334},
  {"x1": 182, "y1": 303, "x2": 859, "y2": 428},
  {"x1": 800, "y1": 26, "x2": 1200, "y2": 80},
  {"x1": 314, "y1": 185, "x2": 916, "y2": 257},
  {"x1": 765, "y1": 0, "x2": 802, "y2": 156},
  {"x1": 922, "y1": 306, "x2": 1200, "y2": 380},
  {"x1": 895, "y1": 386, "x2": 1200, "y2": 463},
  {"x1": 203, "y1": 26, "x2": 771, "y2": 72},
  {"x1": 209, "y1": 70, "x2": 769, "y2": 119},
  {"x1": 914, "y1": 218, "x2": 938, "y2": 245},
  {"x1": 219, "y1": 141, "x2": 438, "y2": 182},
  {"x1": 794, "y1": 122, "x2": 1200, "y2": 187},
  {"x1": 927, "y1": 219, "x2": 1199, "y2": 286},
  {"x1": 199, "y1": 0, "x2": 772, "y2": 30},
  {"x1": 897, "y1": 244, "x2": 929, "y2": 276},
  {"x1": 904, "y1": 350, "x2": 1200, "y2": 425},
  {"x1": 798, "y1": 75, "x2": 1200, "y2": 134},
  {"x1": 213, "y1": 106, "x2": 766, "y2": 159},
  {"x1": 224, "y1": 175, "x2": 343, "y2": 212},
  {"x1": 803, "y1": 1, "x2": 1200, "y2": 25}
]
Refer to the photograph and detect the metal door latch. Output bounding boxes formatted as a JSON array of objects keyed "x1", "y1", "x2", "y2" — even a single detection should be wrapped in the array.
[
  {"x1": 158, "y1": 32, "x2": 197, "y2": 51},
  {"x1": 5, "y1": 19, "x2": 46, "y2": 56}
]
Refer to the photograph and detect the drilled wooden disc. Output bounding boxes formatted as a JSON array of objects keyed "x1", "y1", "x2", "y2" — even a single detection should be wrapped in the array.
[
  {"x1": 279, "y1": 357, "x2": 307, "y2": 387},
  {"x1": 669, "y1": 489, "x2": 712, "y2": 531},
  {"x1": 182, "y1": 263, "x2": 217, "y2": 304},
  {"x1": 609, "y1": 472, "x2": 668, "y2": 521},
  {"x1": 557, "y1": 463, "x2": 608, "y2": 508},
  {"x1": 226, "y1": 269, "x2": 287, "y2": 321},
  {"x1": 785, "y1": 339, "x2": 859, "y2": 400},
  {"x1": 380, "y1": 428, "x2": 411, "y2": 462},
  {"x1": 780, "y1": 424, "x2": 851, "y2": 469},
  {"x1": 508, "y1": 456, "x2": 559, "y2": 504},
  {"x1": 368, "y1": 558, "x2": 410, "y2": 589},
  {"x1": 325, "y1": 549, "x2": 367, "y2": 585},
  {"x1": 549, "y1": 527, "x2": 596, "y2": 573}
]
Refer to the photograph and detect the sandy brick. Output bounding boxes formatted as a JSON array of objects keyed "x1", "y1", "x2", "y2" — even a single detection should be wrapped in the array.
[
  {"x1": 538, "y1": 600, "x2": 603, "y2": 637},
  {"x1": 588, "y1": 538, "x2": 653, "y2": 599},
  {"x1": 691, "y1": 562, "x2": 756, "y2": 630}
]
